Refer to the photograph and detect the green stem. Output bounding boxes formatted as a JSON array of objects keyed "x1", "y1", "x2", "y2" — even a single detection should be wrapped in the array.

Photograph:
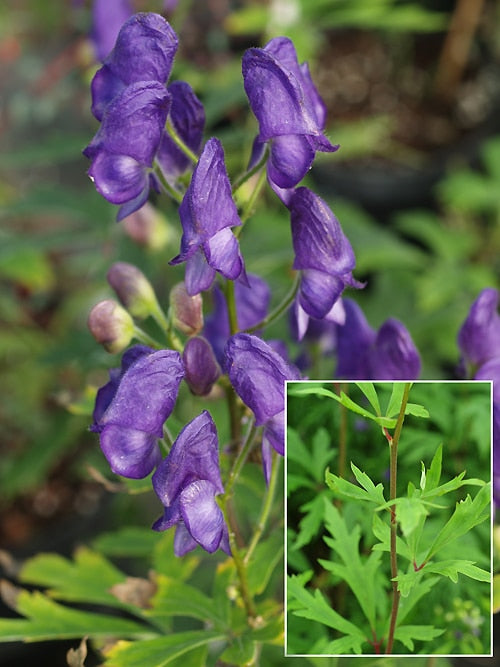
[
  {"x1": 232, "y1": 146, "x2": 269, "y2": 194},
  {"x1": 152, "y1": 164, "x2": 183, "y2": 204},
  {"x1": 245, "y1": 273, "x2": 300, "y2": 334},
  {"x1": 237, "y1": 165, "x2": 268, "y2": 231},
  {"x1": 385, "y1": 382, "x2": 412, "y2": 655},
  {"x1": 224, "y1": 279, "x2": 239, "y2": 335},
  {"x1": 244, "y1": 450, "x2": 281, "y2": 566},
  {"x1": 165, "y1": 119, "x2": 199, "y2": 164},
  {"x1": 224, "y1": 420, "x2": 259, "y2": 498},
  {"x1": 132, "y1": 324, "x2": 163, "y2": 349}
]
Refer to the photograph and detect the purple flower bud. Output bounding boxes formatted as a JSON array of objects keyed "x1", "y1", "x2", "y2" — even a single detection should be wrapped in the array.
[
  {"x1": 182, "y1": 337, "x2": 221, "y2": 396},
  {"x1": 242, "y1": 37, "x2": 338, "y2": 188},
  {"x1": 83, "y1": 81, "x2": 171, "y2": 220},
  {"x1": 87, "y1": 299, "x2": 134, "y2": 353},
  {"x1": 458, "y1": 288, "x2": 500, "y2": 373},
  {"x1": 90, "y1": 12, "x2": 178, "y2": 120},
  {"x1": 169, "y1": 282, "x2": 204, "y2": 335},
  {"x1": 91, "y1": 345, "x2": 184, "y2": 478},
  {"x1": 224, "y1": 333, "x2": 301, "y2": 455},
  {"x1": 107, "y1": 262, "x2": 159, "y2": 319},
  {"x1": 152, "y1": 411, "x2": 230, "y2": 556},
  {"x1": 169, "y1": 138, "x2": 246, "y2": 295}
]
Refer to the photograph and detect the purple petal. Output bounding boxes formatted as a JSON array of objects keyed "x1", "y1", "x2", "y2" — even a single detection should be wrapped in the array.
[
  {"x1": 99, "y1": 349, "x2": 184, "y2": 436},
  {"x1": 172, "y1": 523, "x2": 198, "y2": 556},
  {"x1": 267, "y1": 134, "x2": 315, "y2": 189},
  {"x1": 335, "y1": 299, "x2": 375, "y2": 379},
  {"x1": 299, "y1": 269, "x2": 345, "y2": 320},
  {"x1": 179, "y1": 480, "x2": 226, "y2": 553},
  {"x1": 369, "y1": 318, "x2": 421, "y2": 380},
  {"x1": 152, "y1": 411, "x2": 223, "y2": 507},
  {"x1": 225, "y1": 333, "x2": 301, "y2": 425},
  {"x1": 290, "y1": 187, "x2": 356, "y2": 275},
  {"x1": 184, "y1": 247, "x2": 217, "y2": 296},
  {"x1": 263, "y1": 411, "x2": 285, "y2": 456},
  {"x1": 458, "y1": 288, "x2": 500, "y2": 370},
  {"x1": 204, "y1": 228, "x2": 244, "y2": 281},
  {"x1": 88, "y1": 152, "x2": 149, "y2": 205},
  {"x1": 100, "y1": 424, "x2": 161, "y2": 478}
]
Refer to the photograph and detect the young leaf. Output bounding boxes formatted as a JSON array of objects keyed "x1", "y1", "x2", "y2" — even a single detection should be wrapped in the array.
[
  {"x1": 385, "y1": 382, "x2": 407, "y2": 418},
  {"x1": 405, "y1": 403, "x2": 430, "y2": 419},
  {"x1": 325, "y1": 466, "x2": 385, "y2": 505},
  {"x1": 393, "y1": 497, "x2": 429, "y2": 539},
  {"x1": 350, "y1": 463, "x2": 386, "y2": 505},
  {"x1": 371, "y1": 513, "x2": 412, "y2": 562},
  {"x1": 356, "y1": 382, "x2": 381, "y2": 416},
  {"x1": 424, "y1": 444, "x2": 443, "y2": 492}
]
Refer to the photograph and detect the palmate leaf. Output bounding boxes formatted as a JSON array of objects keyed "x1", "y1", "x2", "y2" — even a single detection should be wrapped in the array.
[
  {"x1": 0, "y1": 586, "x2": 154, "y2": 643},
  {"x1": 292, "y1": 494, "x2": 326, "y2": 550}
]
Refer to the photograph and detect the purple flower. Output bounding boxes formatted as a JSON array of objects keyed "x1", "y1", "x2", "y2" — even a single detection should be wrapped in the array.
[
  {"x1": 90, "y1": 0, "x2": 133, "y2": 63},
  {"x1": 204, "y1": 273, "x2": 271, "y2": 364},
  {"x1": 457, "y1": 288, "x2": 500, "y2": 373},
  {"x1": 242, "y1": 37, "x2": 338, "y2": 189},
  {"x1": 336, "y1": 299, "x2": 421, "y2": 380},
  {"x1": 91, "y1": 345, "x2": 184, "y2": 478},
  {"x1": 289, "y1": 187, "x2": 362, "y2": 324},
  {"x1": 83, "y1": 81, "x2": 171, "y2": 221},
  {"x1": 224, "y1": 333, "x2": 301, "y2": 458},
  {"x1": 152, "y1": 411, "x2": 230, "y2": 556},
  {"x1": 473, "y1": 358, "x2": 500, "y2": 506},
  {"x1": 90, "y1": 13, "x2": 178, "y2": 121},
  {"x1": 182, "y1": 336, "x2": 221, "y2": 396},
  {"x1": 169, "y1": 138, "x2": 246, "y2": 295}
]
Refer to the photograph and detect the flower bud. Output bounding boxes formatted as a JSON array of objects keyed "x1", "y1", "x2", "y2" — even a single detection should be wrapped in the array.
[
  {"x1": 169, "y1": 282, "x2": 203, "y2": 335},
  {"x1": 107, "y1": 262, "x2": 158, "y2": 320},
  {"x1": 121, "y1": 202, "x2": 171, "y2": 251},
  {"x1": 88, "y1": 299, "x2": 134, "y2": 353},
  {"x1": 182, "y1": 337, "x2": 220, "y2": 396}
]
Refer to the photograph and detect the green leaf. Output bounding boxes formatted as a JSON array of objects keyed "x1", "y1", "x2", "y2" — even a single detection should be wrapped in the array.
[
  {"x1": 395, "y1": 569, "x2": 423, "y2": 598},
  {"x1": 325, "y1": 465, "x2": 385, "y2": 505},
  {"x1": 292, "y1": 494, "x2": 326, "y2": 550},
  {"x1": 371, "y1": 513, "x2": 412, "y2": 562},
  {"x1": 404, "y1": 403, "x2": 430, "y2": 419},
  {"x1": 93, "y1": 527, "x2": 162, "y2": 558},
  {"x1": 287, "y1": 574, "x2": 365, "y2": 643},
  {"x1": 219, "y1": 635, "x2": 257, "y2": 666},
  {"x1": 424, "y1": 444, "x2": 443, "y2": 492},
  {"x1": 355, "y1": 382, "x2": 381, "y2": 416},
  {"x1": 424, "y1": 483, "x2": 491, "y2": 560},
  {"x1": 102, "y1": 631, "x2": 225, "y2": 666},
  {"x1": 247, "y1": 533, "x2": 283, "y2": 596},
  {"x1": 385, "y1": 383, "x2": 406, "y2": 418},
  {"x1": 423, "y1": 560, "x2": 491, "y2": 584},
  {"x1": 394, "y1": 624, "x2": 444, "y2": 652},
  {"x1": 19, "y1": 548, "x2": 127, "y2": 608},
  {"x1": 320, "y1": 502, "x2": 383, "y2": 629},
  {"x1": 0, "y1": 588, "x2": 154, "y2": 643},
  {"x1": 393, "y1": 497, "x2": 429, "y2": 539}
]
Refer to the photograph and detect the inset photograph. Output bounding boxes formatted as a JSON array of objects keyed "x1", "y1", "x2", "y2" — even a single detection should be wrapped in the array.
[{"x1": 286, "y1": 381, "x2": 492, "y2": 657}]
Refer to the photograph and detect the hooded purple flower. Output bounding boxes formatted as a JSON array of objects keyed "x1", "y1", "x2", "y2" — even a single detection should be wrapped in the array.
[
  {"x1": 203, "y1": 273, "x2": 271, "y2": 364},
  {"x1": 91, "y1": 345, "x2": 184, "y2": 478},
  {"x1": 289, "y1": 187, "x2": 362, "y2": 325},
  {"x1": 457, "y1": 288, "x2": 500, "y2": 374},
  {"x1": 224, "y1": 333, "x2": 301, "y2": 460},
  {"x1": 83, "y1": 81, "x2": 171, "y2": 221},
  {"x1": 152, "y1": 411, "x2": 230, "y2": 556},
  {"x1": 169, "y1": 138, "x2": 246, "y2": 295},
  {"x1": 90, "y1": 13, "x2": 178, "y2": 121},
  {"x1": 242, "y1": 37, "x2": 338, "y2": 189},
  {"x1": 336, "y1": 299, "x2": 421, "y2": 380}
]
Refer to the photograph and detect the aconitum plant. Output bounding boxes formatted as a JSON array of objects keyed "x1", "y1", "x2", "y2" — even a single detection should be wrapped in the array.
[{"x1": 80, "y1": 9, "x2": 432, "y2": 664}]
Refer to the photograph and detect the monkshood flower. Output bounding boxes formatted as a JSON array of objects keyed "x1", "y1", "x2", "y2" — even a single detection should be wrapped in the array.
[
  {"x1": 224, "y1": 333, "x2": 301, "y2": 460},
  {"x1": 152, "y1": 411, "x2": 230, "y2": 556},
  {"x1": 90, "y1": 345, "x2": 184, "y2": 478},
  {"x1": 336, "y1": 299, "x2": 421, "y2": 380},
  {"x1": 289, "y1": 187, "x2": 362, "y2": 328},
  {"x1": 242, "y1": 37, "x2": 338, "y2": 189},
  {"x1": 169, "y1": 138, "x2": 246, "y2": 295},
  {"x1": 203, "y1": 273, "x2": 271, "y2": 364},
  {"x1": 83, "y1": 81, "x2": 171, "y2": 221},
  {"x1": 183, "y1": 336, "x2": 221, "y2": 396},
  {"x1": 475, "y1": 358, "x2": 500, "y2": 507},
  {"x1": 90, "y1": 12, "x2": 178, "y2": 121},
  {"x1": 457, "y1": 287, "x2": 500, "y2": 374}
]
